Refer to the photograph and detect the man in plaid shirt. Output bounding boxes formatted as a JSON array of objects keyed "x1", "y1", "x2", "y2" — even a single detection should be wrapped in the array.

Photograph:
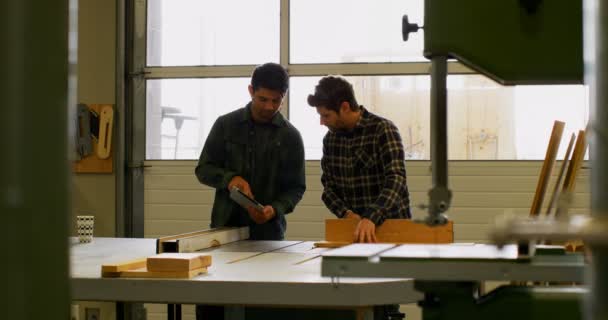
[{"x1": 308, "y1": 76, "x2": 412, "y2": 243}]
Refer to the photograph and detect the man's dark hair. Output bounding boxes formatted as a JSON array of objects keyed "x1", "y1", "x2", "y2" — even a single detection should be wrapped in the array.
[
  {"x1": 251, "y1": 62, "x2": 289, "y2": 95},
  {"x1": 307, "y1": 76, "x2": 359, "y2": 113}
]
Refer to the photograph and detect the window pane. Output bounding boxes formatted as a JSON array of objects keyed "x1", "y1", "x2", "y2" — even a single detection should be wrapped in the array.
[
  {"x1": 146, "y1": 78, "x2": 251, "y2": 159},
  {"x1": 289, "y1": 76, "x2": 431, "y2": 160},
  {"x1": 447, "y1": 76, "x2": 588, "y2": 160},
  {"x1": 290, "y1": 76, "x2": 588, "y2": 160},
  {"x1": 290, "y1": 0, "x2": 425, "y2": 63},
  {"x1": 147, "y1": 0, "x2": 280, "y2": 66}
]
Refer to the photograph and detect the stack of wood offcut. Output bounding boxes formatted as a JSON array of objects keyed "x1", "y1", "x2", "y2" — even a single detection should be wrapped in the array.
[{"x1": 101, "y1": 253, "x2": 212, "y2": 279}]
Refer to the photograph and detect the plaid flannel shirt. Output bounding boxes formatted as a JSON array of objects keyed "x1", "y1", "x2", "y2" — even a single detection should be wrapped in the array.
[{"x1": 321, "y1": 107, "x2": 411, "y2": 225}]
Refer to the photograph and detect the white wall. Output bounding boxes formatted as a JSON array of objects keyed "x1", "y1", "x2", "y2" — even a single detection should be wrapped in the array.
[{"x1": 144, "y1": 160, "x2": 590, "y2": 241}]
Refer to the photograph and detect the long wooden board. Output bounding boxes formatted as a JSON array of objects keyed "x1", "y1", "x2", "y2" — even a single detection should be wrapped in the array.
[
  {"x1": 555, "y1": 129, "x2": 588, "y2": 218},
  {"x1": 157, "y1": 227, "x2": 249, "y2": 253},
  {"x1": 545, "y1": 133, "x2": 576, "y2": 216},
  {"x1": 562, "y1": 130, "x2": 588, "y2": 193},
  {"x1": 323, "y1": 219, "x2": 454, "y2": 244},
  {"x1": 102, "y1": 256, "x2": 209, "y2": 279},
  {"x1": 530, "y1": 120, "x2": 564, "y2": 216},
  {"x1": 103, "y1": 267, "x2": 207, "y2": 279},
  {"x1": 101, "y1": 258, "x2": 147, "y2": 273}
]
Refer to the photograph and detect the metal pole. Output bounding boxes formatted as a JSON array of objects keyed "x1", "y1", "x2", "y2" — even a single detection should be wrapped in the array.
[
  {"x1": 125, "y1": 0, "x2": 146, "y2": 238},
  {"x1": 584, "y1": 1, "x2": 608, "y2": 319},
  {"x1": 427, "y1": 55, "x2": 451, "y2": 225}
]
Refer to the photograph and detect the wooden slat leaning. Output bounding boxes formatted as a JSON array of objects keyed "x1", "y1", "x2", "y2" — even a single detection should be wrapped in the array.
[
  {"x1": 561, "y1": 130, "x2": 588, "y2": 196},
  {"x1": 555, "y1": 129, "x2": 589, "y2": 253},
  {"x1": 530, "y1": 120, "x2": 565, "y2": 217},
  {"x1": 545, "y1": 133, "x2": 576, "y2": 216}
]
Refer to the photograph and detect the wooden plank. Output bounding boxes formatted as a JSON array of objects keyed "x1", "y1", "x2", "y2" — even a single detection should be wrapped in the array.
[
  {"x1": 119, "y1": 267, "x2": 207, "y2": 279},
  {"x1": 146, "y1": 253, "x2": 212, "y2": 272},
  {"x1": 176, "y1": 227, "x2": 249, "y2": 253},
  {"x1": 101, "y1": 258, "x2": 147, "y2": 274},
  {"x1": 156, "y1": 227, "x2": 249, "y2": 253},
  {"x1": 563, "y1": 130, "x2": 588, "y2": 192},
  {"x1": 102, "y1": 257, "x2": 209, "y2": 279},
  {"x1": 556, "y1": 130, "x2": 588, "y2": 218},
  {"x1": 530, "y1": 121, "x2": 564, "y2": 216},
  {"x1": 325, "y1": 219, "x2": 453, "y2": 244},
  {"x1": 545, "y1": 133, "x2": 576, "y2": 215}
]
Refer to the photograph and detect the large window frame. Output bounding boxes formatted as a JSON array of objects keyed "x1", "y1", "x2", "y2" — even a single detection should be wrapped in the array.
[
  {"x1": 134, "y1": 0, "x2": 586, "y2": 162},
  {"x1": 136, "y1": 0, "x2": 475, "y2": 161}
]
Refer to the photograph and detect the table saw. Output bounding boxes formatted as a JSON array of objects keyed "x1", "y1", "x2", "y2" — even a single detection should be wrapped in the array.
[{"x1": 70, "y1": 237, "x2": 421, "y2": 320}]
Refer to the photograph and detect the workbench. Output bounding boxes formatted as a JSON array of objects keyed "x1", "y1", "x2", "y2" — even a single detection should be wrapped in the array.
[{"x1": 70, "y1": 238, "x2": 421, "y2": 319}]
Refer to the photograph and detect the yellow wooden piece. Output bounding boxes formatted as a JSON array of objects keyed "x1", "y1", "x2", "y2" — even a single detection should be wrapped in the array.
[
  {"x1": 96, "y1": 105, "x2": 114, "y2": 159},
  {"x1": 119, "y1": 267, "x2": 207, "y2": 279},
  {"x1": 147, "y1": 253, "x2": 212, "y2": 272},
  {"x1": 530, "y1": 120, "x2": 564, "y2": 216},
  {"x1": 101, "y1": 256, "x2": 209, "y2": 279},
  {"x1": 101, "y1": 258, "x2": 146, "y2": 273},
  {"x1": 325, "y1": 219, "x2": 454, "y2": 244}
]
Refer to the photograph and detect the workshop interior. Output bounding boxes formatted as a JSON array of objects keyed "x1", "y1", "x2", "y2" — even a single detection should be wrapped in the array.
[{"x1": 4, "y1": 1, "x2": 607, "y2": 320}]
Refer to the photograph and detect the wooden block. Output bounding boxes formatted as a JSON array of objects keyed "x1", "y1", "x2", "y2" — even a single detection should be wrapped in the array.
[
  {"x1": 325, "y1": 219, "x2": 454, "y2": 244},
  {"x1": 146, "y1": 253, "x2": 212, "y2": 272},
  {"x1": 101, "y1": 258, "x2": 147, "y2": 273},
  {"x1": 102, "y1": 257, "x2": 209, "y2": 279},
  {"x1": 120, "y1": 267, "x2": 207, "y2": 279}
]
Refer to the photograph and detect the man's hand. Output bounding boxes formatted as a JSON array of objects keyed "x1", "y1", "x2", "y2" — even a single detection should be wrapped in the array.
[
  {"x1": 228, "y1": 176, "x2": 253, "y2": 198},
  {"x1": 354, "y1": 218, "x2": 377, "y2": 243},
  {"x1": 247, "y1": 205, "x2": 276, "y2": 224},
  {"x1": 343, "y1": 210, "x2": 361, "y2": 220}
]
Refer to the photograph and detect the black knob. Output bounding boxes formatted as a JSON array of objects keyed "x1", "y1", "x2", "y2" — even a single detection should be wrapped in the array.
[{"x1": 402, "y1": 14, "x2": 420, "y2": 41}]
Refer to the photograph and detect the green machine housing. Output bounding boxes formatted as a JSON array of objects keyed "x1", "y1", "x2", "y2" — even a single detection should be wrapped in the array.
[{"x1": 423, "y1": 0, "x2": 583, "y2": 85}]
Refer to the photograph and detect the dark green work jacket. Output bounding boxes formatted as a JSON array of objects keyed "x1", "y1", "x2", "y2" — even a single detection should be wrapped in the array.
[{"x1": 195, "y1": 104, "x2": 306, "y2": 240}]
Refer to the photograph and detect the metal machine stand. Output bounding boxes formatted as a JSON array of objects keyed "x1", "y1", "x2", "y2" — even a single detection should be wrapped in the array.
[
  {"x1": 427, "y1": 56, "x2": 451, "y2": 225},
  {"x1": 585, "y1": 1, "x2": 608, "y2": 318}
]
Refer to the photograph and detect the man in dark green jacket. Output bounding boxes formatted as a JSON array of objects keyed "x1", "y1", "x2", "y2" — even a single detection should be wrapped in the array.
[{"x1": 195, "y1": 62, "x2": 306, "y2": 241}]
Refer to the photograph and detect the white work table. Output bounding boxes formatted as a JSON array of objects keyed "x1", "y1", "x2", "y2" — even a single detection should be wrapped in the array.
[
  {"x1": 321, "y1": 243, "x2": 586, "y2": 282},
  {"x1": 70, "y1": 237, "x2": 422, "y2": 307}
]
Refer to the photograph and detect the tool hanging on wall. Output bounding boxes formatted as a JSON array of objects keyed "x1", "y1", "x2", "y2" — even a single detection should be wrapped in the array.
[
  {"x1": 76, "y1": 103, "x2": 93, "y2": 158},
  {"x1": 73, "y1": 103, "x2": 114, "y2": 173}
]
